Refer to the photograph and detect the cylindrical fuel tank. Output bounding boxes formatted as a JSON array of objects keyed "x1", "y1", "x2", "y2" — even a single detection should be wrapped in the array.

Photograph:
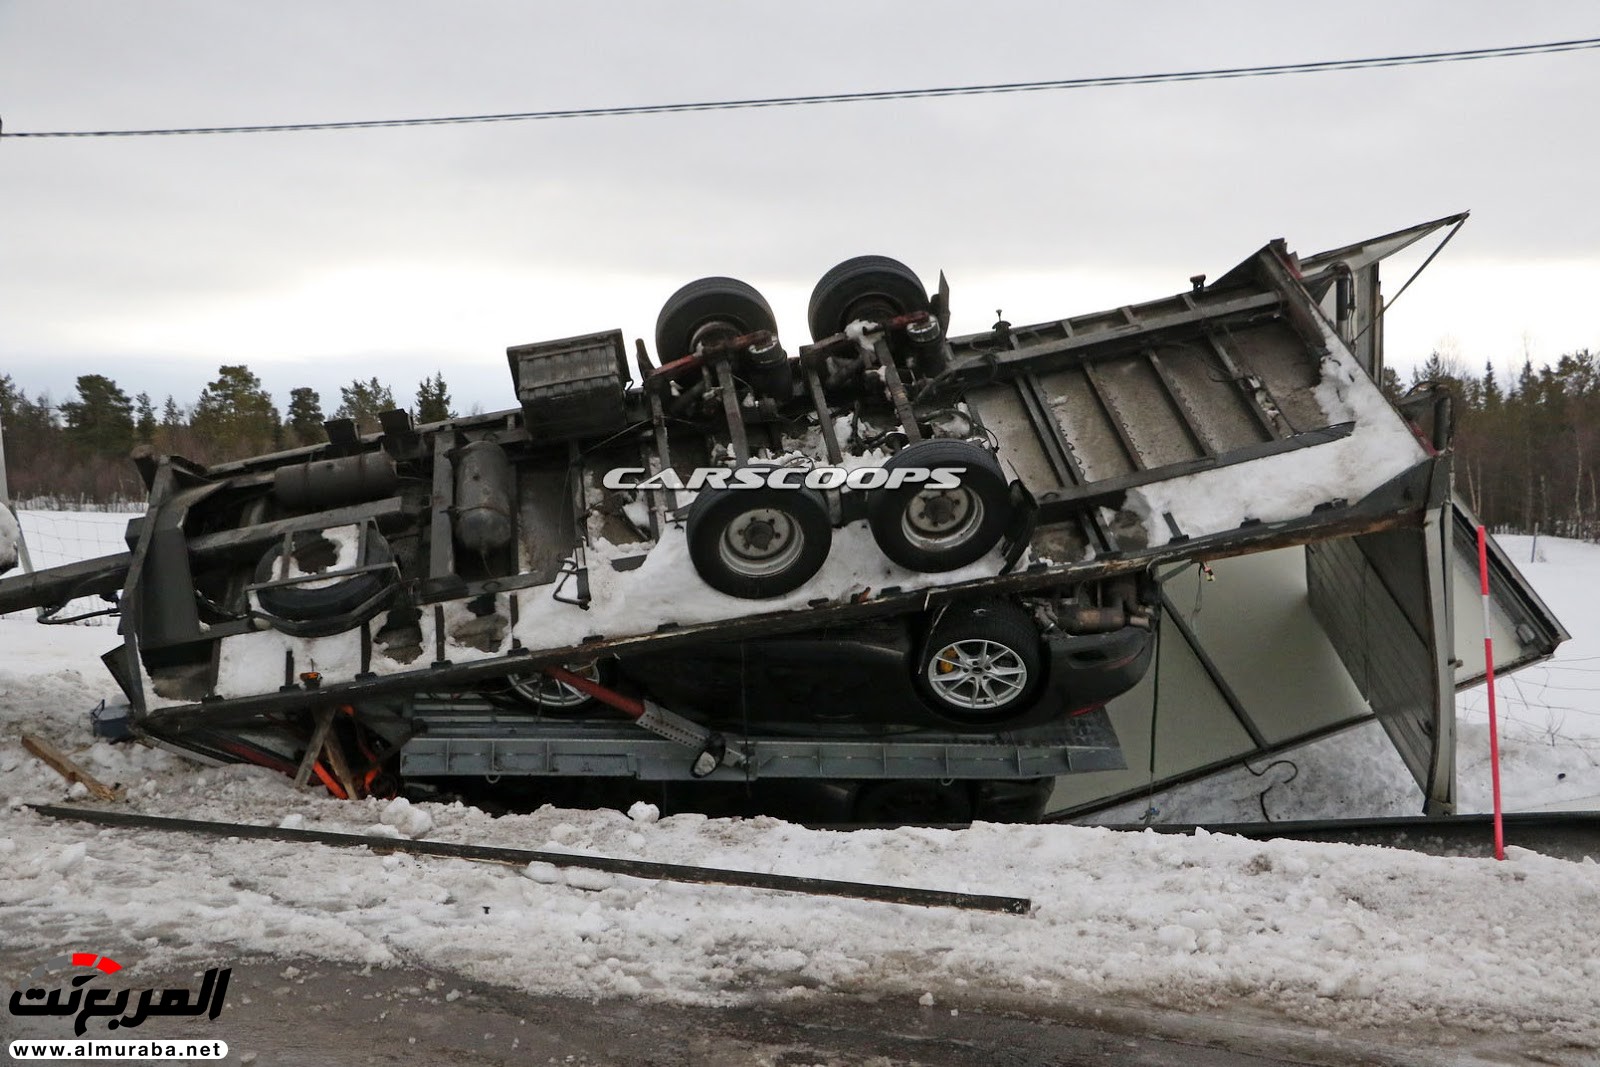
[
  {"x1": 454, "y1": 440, "x2": 514, "y2": 554},
  {"x1": 273, "y1": 452, "x2": 398, "y2": 511}
]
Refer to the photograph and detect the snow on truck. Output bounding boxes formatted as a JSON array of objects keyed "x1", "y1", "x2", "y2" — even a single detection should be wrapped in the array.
[{"x1": 0, "y1": 213, "x2": 1567, "y2": 822}]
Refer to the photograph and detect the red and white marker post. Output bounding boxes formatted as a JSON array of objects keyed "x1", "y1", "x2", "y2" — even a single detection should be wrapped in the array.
[{"x1": 1476, "y1": 525, "x2": 1507, "y2": 861}]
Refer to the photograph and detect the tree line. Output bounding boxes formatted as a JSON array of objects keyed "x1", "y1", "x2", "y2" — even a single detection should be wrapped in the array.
[
  {"x1": 3, "y1": 352, "x2": 1597, "y2": 540},
  {"x1": 1383, "y1": 348, "x2": 1599, "y2": 540},
  {"x1": 0, "y1": 366, "x2": 455, "y2": 505}
]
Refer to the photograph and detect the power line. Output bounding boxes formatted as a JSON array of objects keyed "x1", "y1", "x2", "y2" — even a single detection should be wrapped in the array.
[{"x1": 3, "y1": 34, "x2": 1598, "y2": 139}]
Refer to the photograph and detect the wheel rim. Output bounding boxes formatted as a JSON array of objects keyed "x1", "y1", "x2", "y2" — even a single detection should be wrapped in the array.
[
  {"x1": 508, "y1": 663, "x2": 600, "y2": 709},
  {"x1": 900, "y1": 486, "x2": 984, "y2": 552},
  {"x1": 925, "y1": 638, "x2": 1028, "y2": 710},
  {"x1": 718, "y1": 507, "x2": 804, "y2": 578}
]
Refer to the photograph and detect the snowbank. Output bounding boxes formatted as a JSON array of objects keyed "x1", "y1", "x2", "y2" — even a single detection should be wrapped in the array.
[
  {"x1": 2, "y1": 618, "x2": 1599, "y2": 1052},
  {"x1": 2, "y1": 520, "x2": 1597, "y2": 1052}
]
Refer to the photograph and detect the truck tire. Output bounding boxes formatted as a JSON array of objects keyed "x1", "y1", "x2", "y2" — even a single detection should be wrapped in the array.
[
  {"x1": 807, "y1": 255, "x2": 928, "y2": 341},
  {"x1": 686, "y1": 479, "x2": 832, "y2": 599},
  {"x1": 253, "y1": 526, "x2": 397, "y2": 634},
  {"x1": 915, "y1": 600, "x2": 1043, "y2": 726},
  {"x1": 867, "y1": 439, "x2": 1010, "y2": 572},
  {"x1": 655, "y1": 276, "x2": 777, "y2": 363}
]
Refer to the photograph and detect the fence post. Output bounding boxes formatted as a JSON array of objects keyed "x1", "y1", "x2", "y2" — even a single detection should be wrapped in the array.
[{"x1": 0, "y1": 405, "x2": 9, "y2": 503}]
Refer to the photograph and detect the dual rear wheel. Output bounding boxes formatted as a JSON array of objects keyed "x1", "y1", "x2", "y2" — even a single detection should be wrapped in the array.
[
  {"x1": 671, "y1": 255, "x2": 1009, "y2": 601},
  {"x1": 684, "y1": 439, "x2": 1012, "y2": 601}
]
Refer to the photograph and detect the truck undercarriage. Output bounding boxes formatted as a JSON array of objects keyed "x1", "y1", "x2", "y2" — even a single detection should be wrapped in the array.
[{"x1": 6, "y1": 212, "x2": 1552, "y2": 822}]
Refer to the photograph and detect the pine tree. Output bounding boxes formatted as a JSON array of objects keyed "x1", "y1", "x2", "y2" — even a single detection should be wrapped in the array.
[
  {"x1": 134, "y1": 392, "x2": 157, "y2": 444},
  {"x1": 286, "y1": 387, "x2": 326, "y2": 446},
  {"x1": 59, "y1": 375, "x2": 135, "y2": 457},
  {"x1": 191, "y1": 365, "x2": 280, "y2": 458},
  {"x1": 335, "y1": 378, "x2": 397, "y2": 434},
  {"x1": 0, "y1": 376, "x2": 57, "y2": 476},
  {"x1": 0, "y1": 374, "x2": 21, "y2": 422},
  {"x1": 414, "y1": 371, "x2": 454, "y2": 423},
  {"x1": 1480, "y1": 361, "x2": 1503, "y2": 409},
  {"x1": 1410, "y1": 349, "x2": 1467, "y2": 396}
]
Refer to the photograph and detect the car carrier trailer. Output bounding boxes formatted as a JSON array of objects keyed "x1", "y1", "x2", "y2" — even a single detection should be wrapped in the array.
[{"x1": 0, "y1": 212, "x2": 1565, "y2": 821}]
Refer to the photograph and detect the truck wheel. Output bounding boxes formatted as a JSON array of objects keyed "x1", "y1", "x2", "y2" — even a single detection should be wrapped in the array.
[
  {"x1": 916, "y1": 600, "x2": 1043, "y2": 725},
  {"x1": 867, "y1": 439, "x2": 1010, "y2": 572},
  {"x1": 687, "y1": 481, "x2": 832, "y2": 599},
  {"x1": 655, "y1": 276, "x2": 777, "y2": 363},
  {"x1": 807, "y1": 255, "x2": 928, "y2": 341},
  {"x1": 253, "y1": 526, "x2": 397, "y2": 633}
]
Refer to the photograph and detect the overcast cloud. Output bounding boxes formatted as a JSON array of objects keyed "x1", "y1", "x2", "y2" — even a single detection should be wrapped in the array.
[{"x1": 2, "y1": 1, "x2": 1598, "y2": 415}]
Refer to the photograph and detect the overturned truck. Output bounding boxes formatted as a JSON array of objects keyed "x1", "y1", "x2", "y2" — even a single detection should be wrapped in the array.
[{"x1": 0, "y1": 213, "x2": 1565, "y2": 821}]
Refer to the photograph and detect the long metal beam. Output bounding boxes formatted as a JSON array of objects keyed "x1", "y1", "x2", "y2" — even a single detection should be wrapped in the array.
[
  {"x1": 1033, "y1": 422, "x2": 1356, "y2": 517},
  {"x1": 28, "y1": 805, "x2": 1031, "y2": 914},
  {"x1": 944, "y1": 292, "x2": 1281, "y2": 380}
]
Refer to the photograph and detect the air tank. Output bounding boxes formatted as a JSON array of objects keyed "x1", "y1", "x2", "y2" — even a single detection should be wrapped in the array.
[
  {"x1": 273, "y1": 452, "x2": 398, "y2": 511},
  {"x1": 454, "y1": 440, "x2": 514, "y2": 554}
]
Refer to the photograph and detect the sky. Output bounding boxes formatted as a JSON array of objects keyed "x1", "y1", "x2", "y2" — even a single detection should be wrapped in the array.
[{"x1": 2, "y1": 2, "x2": 1599, "y2": 417}]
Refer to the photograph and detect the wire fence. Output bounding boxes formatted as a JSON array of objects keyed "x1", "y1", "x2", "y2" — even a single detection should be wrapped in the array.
[
  {"x1": 1, "y1": 510, "x2": 132, "y2": 626},
  {"x1": 1457, "y1": 664, "x2": 1600, "y2": 747}
]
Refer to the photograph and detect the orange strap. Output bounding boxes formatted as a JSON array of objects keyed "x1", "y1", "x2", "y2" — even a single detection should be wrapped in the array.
[{"x1": 311, "y1": 761, "x2": 348, "y2": 800}]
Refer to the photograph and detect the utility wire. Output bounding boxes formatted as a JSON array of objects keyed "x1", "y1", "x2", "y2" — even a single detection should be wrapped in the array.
[{"x1": 3, "y1": 35, "x2": 1599, "y2": 139}]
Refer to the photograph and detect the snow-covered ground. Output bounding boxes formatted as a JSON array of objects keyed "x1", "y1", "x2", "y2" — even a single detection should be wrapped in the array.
[
  {"x1": 2, "y1": 513, "x2": 1599, "y2": 1057},
  {"x1": 1456, "y1": 534, "x2": 1600, "y2": 812}
]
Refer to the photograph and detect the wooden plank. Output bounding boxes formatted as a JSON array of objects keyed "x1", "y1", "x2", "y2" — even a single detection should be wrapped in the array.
[
  {"x1": 293, "y1": 707, "x2": 337, "y2": 789},
  {"x1": 320, "y1": 716, "x2": 361, "y2": 800},
  {"x1": 21, "y1": 735, "x2": 120, "y2": 801}
]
